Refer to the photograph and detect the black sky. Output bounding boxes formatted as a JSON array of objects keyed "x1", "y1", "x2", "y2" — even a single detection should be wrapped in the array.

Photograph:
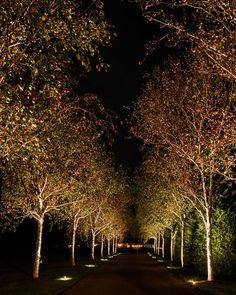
[{"x1": 80, "y1": 0, "x2": 158, "y2": 170}]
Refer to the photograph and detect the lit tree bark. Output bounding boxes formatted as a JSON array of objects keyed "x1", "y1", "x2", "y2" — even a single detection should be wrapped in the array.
[
  {"x1": 91, "y1": 233, "x2": 96, "y2": 260},
  {"x1": 112, "y1": 235, "x2": 115, "y2": 255},
  {"x1": 69, "y1": 208, "x2": 93, "y2": 267},
  {"x1": 157, "y1": 231, "x2": 161, "y2": 256},
  {"x1": 101, "y1": 234, "x2": 104, "y2": 257},
  {"x1": 154, "y1": 237, "x2": 157, "y2": 254},
  {"x1": 170, "y1": 229, "x2": 173, "y2": 262},
  {"x1": 206, "y1": 209, "x2": 214, "y2": 281},
  {"x1": 88, "y1": 206, "x2": 112, "y2": 260},
  {"x1": 115, "y1": 236, "x2": 118, "y2": 254},
  {"x1": 107, "y1": 238, "x2": 111, "y2": 256},
  {"x1": 180, "y1": 219, "x2": 185, "y2": 268},
  {"x1": 33, "y1": 218, "x2": 44, "y2": 279},
  {"x1": 71, "y1": 218, "x2": 78, "y2": 267},
  {"x1": 161, "y1": 230, "x2": 165, "y2": 258}
]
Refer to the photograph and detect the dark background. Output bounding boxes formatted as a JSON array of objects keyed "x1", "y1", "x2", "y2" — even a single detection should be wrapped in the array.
[{"x1": 80, "y1": 0, "x2": 159, "y2": 170}]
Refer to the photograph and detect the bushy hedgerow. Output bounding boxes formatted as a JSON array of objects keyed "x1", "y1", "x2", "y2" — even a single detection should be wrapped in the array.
[
  {"x1": 212, "y1": 208, "x2": 236, "y2": 276},
  {"x1": 184, "y1": 210, "x2": 206, "y2": 274},
  {"x1": 178, "y1": 207, "x2": 236, "y2": 277}
]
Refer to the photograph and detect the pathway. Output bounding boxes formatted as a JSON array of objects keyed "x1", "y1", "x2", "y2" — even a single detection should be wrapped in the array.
[{"x1": 61, "y1": 252, "x2": 201, "y2": 295}]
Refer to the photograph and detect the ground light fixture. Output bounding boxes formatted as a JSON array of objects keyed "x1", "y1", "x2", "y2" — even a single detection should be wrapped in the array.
[
  {"x1": 167, "y1": 266, "x2": 182, "y2": 270},
  {"x1": 56, "y1": 276, "x2": 73, "y2": 281},
  {"x1": 188, "y1": 279, "x2": 208, "y2": 285},
  {"x1": 84, "y1": 264, "x2": 97, "y2": 268}
]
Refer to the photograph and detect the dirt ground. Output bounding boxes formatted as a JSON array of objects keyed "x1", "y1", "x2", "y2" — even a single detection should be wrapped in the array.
[{"x1": 61, "y1": 252, "x2": 201, "y2": 295}]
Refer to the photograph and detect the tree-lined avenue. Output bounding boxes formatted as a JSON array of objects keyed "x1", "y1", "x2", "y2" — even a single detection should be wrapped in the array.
[
  {"x1": 0, "y1": 0, "x2": 235, "y2": 286},
  {"x1": 62, "y1": 253, "x2": 200, "y2": 295}
]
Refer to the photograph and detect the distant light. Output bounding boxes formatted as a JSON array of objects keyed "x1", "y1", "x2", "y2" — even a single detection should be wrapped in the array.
[
  {"x1": 157, "y1": 259, "x2": 164, "y2": 262},
  {"x1": 100, "y1": 258, "x2": 108, "y2": 261},
  {"x1": 131, "y1": 244, "x2": 143, "y2": 249},
  {"x1": 56, "y1": 276, "x2": 73, "y2": 281},
  {"x1": 118, "y1": 243, "x2": 130, "y2": 248},
  {"x1": 152, "y1": 256, "x2": 157, "y2": 259},
  {"x1": 84, "y1": 264, "x2": 97, "y2": 268}
]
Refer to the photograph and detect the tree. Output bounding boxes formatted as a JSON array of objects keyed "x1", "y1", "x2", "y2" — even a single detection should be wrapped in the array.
[
  {"x1": 1, "y1": 149, "x2": 69, "y2": 279},
  {"x1": 1, "y1": 0, "x2": 110, "y2": 88},
  {"x1": 169, "y1": 194, "x2": 188, "y2": 267},
  {"x1": 0, "y1": 0, "x2": 111, "y2": 180},
  {"x1": 143, "y1": 151, "x2": 192, "y2": 266},
  {"x1": 0, "y1": 0, "x2": 114, "y2": 278},
  {"x1": 134, "y1": 171, "x2": 177, "y2": 258},
  {"x1": 52, "y1": 181, "x2": 95, "y2": 267},
  {"x1": 132, "y1": 59, "x2": 236, "y2": 280},
  {"x1": 79, "y1": 159, "x2": 129, "y2": 260},
  {"x1": 135, "y1": 0, "x2": 236, "y2": 80},
  {"x1": 0, "y1": 97, "x2": 105, "y2": 278}
]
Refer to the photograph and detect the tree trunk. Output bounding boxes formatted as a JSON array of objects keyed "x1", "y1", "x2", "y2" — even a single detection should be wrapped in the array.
[
  {"x1": 157, "y1": 231, "x2": 161, "y2": 256},
  {"x1": 0, "y1": 170, "x2": 2, "y2": 203},
  {"x1": 33, "y1": 218, "x2": 44, "y2": 279},
  {"x1": 170, "y1": 228, "x2": 174, "y2": 262},
  {"x1": 107, "y1": 238, "x2": 110, "y2": 256},
  {"x1": 180, "y1": 220, "x2": 185, "y2": 268},
  {"x1": 112, "y1": 235, "x2": 115, "y2": 255},
  {"x1": 71, "y1": 221, "x2": 77, "y2": 266},
  {"x1": 162, "y1": 231, "x2": 165, "y2": 258},
  {"x1": 206, "y1": 211, "x2": 214, "y2": 281},
  {"x1": 154, "y1": 237, "x2": 157, "y2": 254},
  {"x1": 115, "y1": 236, "x2": 118, "y2": 254},
  {"x1": 101, "y1": 235, "x2": 104, "y2": 257},
  {"x1": 91, "y1": 233, "x2": 95, "y2": 260}
]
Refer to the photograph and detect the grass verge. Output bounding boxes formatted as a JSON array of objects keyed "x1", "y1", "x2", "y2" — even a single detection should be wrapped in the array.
[
  {"x1": 166, "y1": 263, "x2": 236, "y2": 295},
  {"x1": 146, "y1": 253, "x2": 236, "y2": 295},
  {"x1": 0, "y1": 255, "x2": 109, "y2": 295}
]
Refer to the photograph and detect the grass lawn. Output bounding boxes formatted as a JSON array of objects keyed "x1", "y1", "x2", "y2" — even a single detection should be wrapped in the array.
[
  {"x1": 165, "y1": 262, "x2": 236, "y2": 295},
  {"x1": 146, "y1": 252, "x2": 236, "y2": 295},
  {"x1": 0, "y1": 252, "x2": 106, "y2": 295},
  {"x1": 180, "y1": 271, "x2": 236, "y2": 295}
]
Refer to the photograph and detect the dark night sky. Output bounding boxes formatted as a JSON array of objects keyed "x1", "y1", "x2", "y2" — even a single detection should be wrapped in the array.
[{"x1": 80, "y1": 0, "x2": 159, "y2": 170}]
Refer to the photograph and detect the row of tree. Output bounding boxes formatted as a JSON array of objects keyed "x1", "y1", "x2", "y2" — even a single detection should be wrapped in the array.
[
  {"x1": 131, "y1": 0, "x2": 236, "y2": 282},
  {"x1": 131, "y1": 56, "x2": 235, "y2": 281},
  {"x1": 1, "y1": 0, "x2": 235, "y2": 283},
  {"x1": 0, "y1": 0, "x2": 130, "y2": 279},
  {"x1": 134, "y1": 171, "x2": 236, "y2": 275},
  {"x1": 0, "y1": 93, "x2": 130, "y2": 279}
]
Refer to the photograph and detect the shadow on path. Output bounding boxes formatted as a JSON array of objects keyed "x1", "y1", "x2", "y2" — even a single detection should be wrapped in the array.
[{"x1": 61, "y1": 253, "x2": 201, "y2": 295}]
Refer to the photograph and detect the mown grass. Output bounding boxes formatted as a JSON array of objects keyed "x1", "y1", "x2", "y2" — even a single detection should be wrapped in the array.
[
  {"x1": 0, "y1": 252, "x2": 106, "y2": 295},
  {"x1": 146, "y1": 252, "x2": 236, "y2": 295},
  {"x1": 179, "y1": 270, "x2": 236, "y2": 295}
]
